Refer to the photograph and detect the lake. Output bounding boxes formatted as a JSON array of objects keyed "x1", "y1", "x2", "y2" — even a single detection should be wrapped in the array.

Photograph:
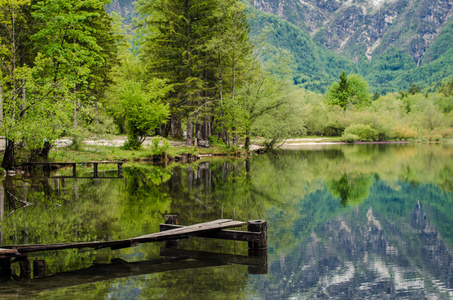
[{"x1": 0, "y1": 143, "x2": 453, "y2": 299}]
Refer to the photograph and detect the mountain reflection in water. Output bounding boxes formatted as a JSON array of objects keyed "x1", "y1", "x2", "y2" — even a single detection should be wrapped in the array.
[{"x1": 0, "y1": 144, "x2": 452, "y2": 299}]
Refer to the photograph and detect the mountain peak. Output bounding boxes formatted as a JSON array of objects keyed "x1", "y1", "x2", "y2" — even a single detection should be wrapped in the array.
[{"x1": 251, "y1": 0, "x2": 453, "y2": 64}]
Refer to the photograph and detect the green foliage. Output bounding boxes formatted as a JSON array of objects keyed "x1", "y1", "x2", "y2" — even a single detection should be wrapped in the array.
[
  {"x1": 208, "y1": 135, "x2": 226, "y2": 147},
  {"x1": 118, "y1": 80, "x2": 170, "y2": 150},
  {"x1": 393, "y1": 125, "x2": 418, "y2": 140},
  {"x1": 150, "y1": 138, "x2": 170, "y2": 156},
  {"x1": 408, "y1": 83, "x2": 421, "y2": 95},
  {"x1": 1, "y1": 66, "x2": 72, "y2": 152},
  {"x1": 0, "y1": 0, "x2": 119, "y2": 167},
  {"x1": 250, "y1": 81, "x2": 306, "y2": 149},
  {"x1": 343, "y1": 124, "x2": 378, "y2": 142},
  {"x1": 327, "y1": 71, "x2": 349, "y2": 108},
  {"x1": 372, "y1": 91, "x2": 380, "y2": 101},
  {"x1": 438, "y1": 76, "x2": 453, "y2": 97},
  {"x1": 341, "y1": 133, "x2": 360, "y2": 143},
  {"x1": 327, "y1": 71, "x2": 370, "y2": 109}
]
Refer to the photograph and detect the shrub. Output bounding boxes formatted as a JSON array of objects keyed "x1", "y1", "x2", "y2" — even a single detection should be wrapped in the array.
[
  {"x1": 430, "y1": 134, "x2": 443, "y2": 142},
  {"x1": 341, "y1": 133, "x2": 360, "y2": 143},
  {"x1": 393, "y1": 125, "x2": 418, "y2": 140},
  {"x1": 208, "y1": 135, "x2": 226, "y2": 147},
  {"x1": 150, "y1": 138, "x2": 170, "y2": 155},
  {"x1": 344, "y1": 124, "x2": 378, "y2": 141},
  {"x1": 432, "y1": 127, "x2": 453, "y2": 138}
]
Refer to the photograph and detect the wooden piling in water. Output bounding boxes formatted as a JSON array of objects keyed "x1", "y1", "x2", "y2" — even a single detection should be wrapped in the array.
[
  {"x1": 160, "y1": 215, "x2": 179, "y2": 248},
  {"x1": 118, "y1": 163, "x2": 123, "y2": 177},
  {"x1": 33, "y1": 260, "x2": 46, "y2": 278},
  {"x1": 247, "y1": 220, "x2": 267, "y2": 250},
  {"x1": 20, "y1": 162, "x2": 124, "y2": 178},
  {"x1": 19, "y1": 257, "x2": 31, "y2": 278},
  {"x1": 93, "y1": 163, "x2": 98, "y2": 177},
  {"x1": 0, "y1": 258, "x2": 11, "y2": 279}
]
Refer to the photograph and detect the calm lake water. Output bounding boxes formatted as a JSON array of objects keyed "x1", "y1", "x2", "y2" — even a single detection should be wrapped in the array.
[{"x1": 1, "y1": 144, "x2": 453, "y2": 299}]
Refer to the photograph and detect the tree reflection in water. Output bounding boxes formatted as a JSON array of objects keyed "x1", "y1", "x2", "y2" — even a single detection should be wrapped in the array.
[{"x1": 0, "y1": 144, "x2": 452, "y2": 298}]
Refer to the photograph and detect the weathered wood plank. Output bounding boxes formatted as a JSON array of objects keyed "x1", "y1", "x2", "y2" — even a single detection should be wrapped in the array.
[
  {"x1": 0, "y1": 248, "x2": 18, "y2": 255},
  {"x1": 1, "y1": 219, "x2": 246, "y2": 255},
  {"x1": 134, "y1": 219, "x2": 245, "y2": 239},
  {"x1": 159, "y1": 224, "x2": 261, "y2": 242}
]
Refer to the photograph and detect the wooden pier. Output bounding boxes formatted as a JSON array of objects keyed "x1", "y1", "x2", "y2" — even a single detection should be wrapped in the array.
[
  {"x1": 21, "y1": 161, "x2": 124, "y2": 177},
  {"x1": 0, "y1": 216, "x2": 267, "y2": 280}
]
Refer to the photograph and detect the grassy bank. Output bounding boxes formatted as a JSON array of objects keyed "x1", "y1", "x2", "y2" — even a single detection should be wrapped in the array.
[{"x1": 48, "y1": 140, "x2": 243, "y2": 163}]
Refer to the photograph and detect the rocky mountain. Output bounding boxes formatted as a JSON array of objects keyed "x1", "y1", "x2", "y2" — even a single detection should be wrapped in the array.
[
  {"x1": 250, "y1": 0, "x2": 453, "y2": 65},
  {"x1": 106, "y1": 0, "x2": 453, "y2": 93}
]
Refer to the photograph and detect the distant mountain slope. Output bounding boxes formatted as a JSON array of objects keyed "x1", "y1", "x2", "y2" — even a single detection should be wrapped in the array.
[
  {"x1": 247, "y1": 0, "x2": 453, "y2": 93},
  {"x1": 248, "y1": 8, "x2": 358, "y2": 92},
  {"x1": 250, "y1": 0, "x2": 453, "y2": 65},
  {"x1": 106, "y1": 0, "x2": 136, "y2": 24},
  {"x1": 106, "y1": 0, "x2": 453, "y2": 93}
]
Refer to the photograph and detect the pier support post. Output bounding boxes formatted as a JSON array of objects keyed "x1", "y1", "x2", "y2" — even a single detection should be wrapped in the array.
[
  {"x1": 44, "y1": 163, "x2": 51, "y2": 177},
  {"x1": 0, "y1": 258, "x2": 11, "y2": 280},
  {"x1": 247, "y1": 220, "x2": 267, "y2": 250},
  {"x1": 248, "y1": 248, "x2": 268, "y2": 274},
  {"x1": 160, "y1": 215, "x2": 179, "y2": 248},
  {"x1": 247, "y1": 220, "x2": 268, "y2": 274},
  {"x1": 118, "y1": 163, "x2": 123, "y2": 177},
  {"x1": 19, "y1": 257, "x2": 31, "y2": 278},
  {"x1": 33, "y1": 260, "x2": 46, "y2": 277},
  {"x1": 93, "y1": 163, "x2": 98, "y2": 178}
]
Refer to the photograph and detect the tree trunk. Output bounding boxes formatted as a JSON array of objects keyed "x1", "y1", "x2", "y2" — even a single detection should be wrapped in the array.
[
  {"x1": 21, "y1": 81, "x2": 26, "y2": 114},
  {"x1": 202, "y1": 117, "x2": 209, "y2": 140},
  {"x1": 93, "y1": 98, "x2": 99, "y2": 124},
  {"x1": 195, "y1": 123, "x2": 202, "y2": 145},
  {"x1": 72, "y1": 87, "x2": 79, "y2": 130},
  {"x1": 171, "y1": 115, "x2": 183, "y2": 139},
  {"x1": 164, "y1": 120, "x2": 171, "y2": 138},
  {"x1": 0, "y1": 182, "x2": 4, "y2": 245},
  {"x1": 232, "y1": 127, "x2": 239, "y2": 145},
  {"x1": 221, "y1": 127, "x2": 228, "y2": 146},
  {"x1": 2, "y1": 139, "x2": 15, "y2": 170},
  {"x1": 187, "y1": 118, "x2": 193, "y2": 146},
  {"x1": 218, "y1": 52, "x2": 223, "y2": 103},
  {"x1": 39, "y1": 141, "x2": 52, "y2": 160},
  {"x1": 0, "y1": 85, "x2": 3, "y2": 125},
  {"x1": 245, "y1": 135, "x2": 251, "y2": 153}
]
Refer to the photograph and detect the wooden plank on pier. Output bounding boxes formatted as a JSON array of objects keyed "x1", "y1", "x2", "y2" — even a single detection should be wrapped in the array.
[
  {"x1": 2, "y1": 219, "x2": 246, "y2": 255},
  {"x1": 0, "y1": 248, "x2": 17, "y2": 255},
  {"x1": 135, "y1": 219, "x2": 245, "y2": 240},
  {"x1": 159, "y1": 224, "x2": 261, "y2": 242}
]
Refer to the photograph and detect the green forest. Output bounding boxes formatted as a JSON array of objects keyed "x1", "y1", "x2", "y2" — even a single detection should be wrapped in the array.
[{"x1": 1, "y1": 0, "x2": 453, "y2": 170}]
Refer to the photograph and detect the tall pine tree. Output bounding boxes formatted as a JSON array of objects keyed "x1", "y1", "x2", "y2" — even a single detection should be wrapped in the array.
[{"x1": 137, "y1": 0, "x2": 253, "y2": 144}]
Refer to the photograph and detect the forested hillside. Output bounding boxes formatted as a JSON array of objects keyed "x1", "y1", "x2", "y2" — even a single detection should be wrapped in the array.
[
  {"x1": 246, "y1": 0, "x2": 453, "y2": 93},
  {"x1": 106, "y1": 0, "x2": 453, "y2": 94}
]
